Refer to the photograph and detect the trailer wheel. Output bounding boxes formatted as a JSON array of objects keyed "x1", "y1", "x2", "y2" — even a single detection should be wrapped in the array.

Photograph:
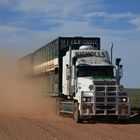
[{"x1": 74, "y1": 102, "x2": 83, "y2": 123}]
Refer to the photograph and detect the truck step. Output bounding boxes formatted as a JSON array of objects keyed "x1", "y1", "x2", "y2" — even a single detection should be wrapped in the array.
[{"x1": 60, "y1": 110, "x2": 73, "y2": 114}]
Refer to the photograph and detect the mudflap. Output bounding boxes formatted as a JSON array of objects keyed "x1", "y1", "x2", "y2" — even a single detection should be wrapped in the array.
[
  {"x1": 56, "y1": 98, "x2": 61, "y2": 116},
  {"x1": 73, "y1": 102, "x2": 83, "y2": 123}
]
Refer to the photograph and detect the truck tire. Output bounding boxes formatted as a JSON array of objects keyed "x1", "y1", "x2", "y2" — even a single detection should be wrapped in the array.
[
  {"x1": 74, "y1": 102, "x2": 83, "y2": 123},
  {"x1": 118, "y1": 118, "x2": 129, "y2": 124}
]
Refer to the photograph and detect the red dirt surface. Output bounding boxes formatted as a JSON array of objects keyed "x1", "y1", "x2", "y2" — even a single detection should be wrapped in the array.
[
  {"x1": 0, "y1": 114, "x2": 140, "y2": 140},
  {"x1": 0, "y1": 49, "x2": 140, "y2": 140}
]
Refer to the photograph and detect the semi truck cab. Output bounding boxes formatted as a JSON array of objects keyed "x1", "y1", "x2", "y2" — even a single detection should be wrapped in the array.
[{"x1": 60, "y1": 45, "x2": 130, "y2": 123}]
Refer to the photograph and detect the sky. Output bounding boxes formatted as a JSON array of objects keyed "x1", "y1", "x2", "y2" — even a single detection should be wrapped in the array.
[{"x1": 0, "y1": 0, "x2": 140, "y2": 88}]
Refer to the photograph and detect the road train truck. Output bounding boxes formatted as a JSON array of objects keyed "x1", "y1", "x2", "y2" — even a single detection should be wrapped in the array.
[
  {"x1": 19, "y1": 37, "x2": 130, "y2": 123},
  {"x1": 56, "y1": 37, "x2": 130, "y2": 123}
]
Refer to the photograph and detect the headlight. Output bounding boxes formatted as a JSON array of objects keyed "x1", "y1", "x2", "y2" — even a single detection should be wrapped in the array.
[
  {"x1": 83, "y1": 97, "x2": 86, "y2": 102},
  {"x1": 122, "y1": 98, "x2": 127, "y2": 102},
  {"x1": 83, "y1": 97, "x2": 92, "y2": 102},
  {"x1": 119, "y1": 97, "x2": 127, "y2": 102},
  {"x1": 87, "y1": 97, "x2": 91, "y2": 102}
]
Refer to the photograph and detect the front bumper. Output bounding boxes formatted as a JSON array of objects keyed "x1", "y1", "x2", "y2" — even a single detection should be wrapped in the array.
[{"x1": 81, "y1": 103, "x2": 130, "y2": 117}]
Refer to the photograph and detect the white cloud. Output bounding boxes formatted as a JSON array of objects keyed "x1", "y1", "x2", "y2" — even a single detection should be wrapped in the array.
[
  {"x1": 12, "y1": 0, "x2": 81, "y2": 16},
  {"x1": 9, "y1": 0, "x2": 104, "y2": 18},
  {"x1": 129, "y1": 16, "x2": 140, "y2": 29},
  {"x1": 85, "y1": 11, "x2": 140, "y2": 31},
  {"x1": 85, "y1": 12, "x2": 135, "y2": 20},
  {"x1": 0, "y1": 0, "x2": 9, "y2": 5},
  {"x1": 0, "y1": 25, "x2": 25, "y2": 34}
]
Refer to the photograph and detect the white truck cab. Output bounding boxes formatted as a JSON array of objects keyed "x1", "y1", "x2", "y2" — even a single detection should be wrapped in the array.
[{"x1": 59, "y1": 45, "x2": 130, "y2": 123}]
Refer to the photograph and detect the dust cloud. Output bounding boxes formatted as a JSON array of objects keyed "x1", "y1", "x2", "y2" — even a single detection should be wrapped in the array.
[{"x1": 0, "y1": 49, "x2": 56, "y2": 118}]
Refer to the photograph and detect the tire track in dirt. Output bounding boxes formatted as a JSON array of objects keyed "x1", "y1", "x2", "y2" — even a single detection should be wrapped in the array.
[
  {"x1": 20, "y1": 117, "x2": 58, "y2": 140},
  {"x1": 56, "y1": 117, "x2": 117, "y2": 140},
  {"x1": 0, "y1": 114, "x2": 140, "y2": 140},
  {"x1": 23, "y1": 116, "x2": 98, "y2": 140},
  {"x1": 50, "y1": 116, "x2": 140, "y2": 140}
]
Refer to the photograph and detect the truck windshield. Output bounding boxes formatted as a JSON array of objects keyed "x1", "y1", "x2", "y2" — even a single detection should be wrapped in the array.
[{"x1": 77, "y1": 66, "x2": 114, "y2": 77}]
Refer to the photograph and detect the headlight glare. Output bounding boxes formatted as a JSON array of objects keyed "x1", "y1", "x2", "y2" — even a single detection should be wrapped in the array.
[
  {"x1": 83, "y1": 97, "x2": 92, "y2": 102},
  {"x1": 83, "y1": 97, "x2": 86, "y2": 102},
  {"x1": 119, "y1": 97, "x2": 127, "y2": 102},
  {"x1": 122, "y1": 97, "x2": 127, "y2": 102}
]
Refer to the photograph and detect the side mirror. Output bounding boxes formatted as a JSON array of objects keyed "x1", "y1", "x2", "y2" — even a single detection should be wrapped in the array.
[
  {"x1": 115, "y1": 58, "x2": 121, "y2": 66},
  {"x1": 119, "y1": 65, "x2": 123, "y2": 78},
  {"x1": 115, "y1": 60, "x2": 123, "y2": 85}
]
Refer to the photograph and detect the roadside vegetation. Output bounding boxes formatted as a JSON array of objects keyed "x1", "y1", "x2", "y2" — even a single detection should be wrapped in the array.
[{"x1": 125, "y1": 88, "x2": 140, "y2": 113}]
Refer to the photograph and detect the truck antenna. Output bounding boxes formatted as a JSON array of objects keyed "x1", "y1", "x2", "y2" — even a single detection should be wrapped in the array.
[{"x1": 110, "y1": 43, "x2": 113, "y2": 64}]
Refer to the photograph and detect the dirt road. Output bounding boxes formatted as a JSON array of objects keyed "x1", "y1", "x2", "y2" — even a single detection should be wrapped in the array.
[
  {"x1": 0, "y1": 52, "x2": 139, "y2": 140},
  {"x1": 0, "y1": 113, "x2": 139, "y2": 140}
]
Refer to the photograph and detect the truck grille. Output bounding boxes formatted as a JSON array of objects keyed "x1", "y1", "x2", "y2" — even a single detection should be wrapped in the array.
[
  {"x1": 94, "y1": 85, "x2": 118, "y2": 114},
  {"x1": 93, "y1": 80, "x2": 116, "y2": 85},
  {"x1": 96, "y1": 105, "x2": 115, "y2": 109},
  {"x1": 96, "y1": 97, "x2": 116, "y2": 102},
  {"x1": 108, "y1": 86, "x2": 116, "y2": 91},
  {"x1": 96, "y1": 87, "x2": 105, "y2": 91}
]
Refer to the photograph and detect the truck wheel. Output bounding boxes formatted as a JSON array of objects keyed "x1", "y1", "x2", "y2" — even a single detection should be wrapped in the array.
[
  {"x1": 118, "y1": 119, "x2": 129, "y2": 124},
  {"x1": 74, "y1": 102, "x2": 83, "y2": 123}
]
